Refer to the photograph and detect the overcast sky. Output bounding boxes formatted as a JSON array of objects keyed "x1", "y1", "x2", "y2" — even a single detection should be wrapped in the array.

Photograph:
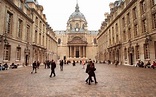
[{"x1": 38, "y1": 0, "x2": 116, "y2": 30}]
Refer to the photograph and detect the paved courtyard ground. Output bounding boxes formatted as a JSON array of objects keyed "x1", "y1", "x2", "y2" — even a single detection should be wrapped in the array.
[{"x1": 0, "y1": 63, "x2": 156, "y2": 97}]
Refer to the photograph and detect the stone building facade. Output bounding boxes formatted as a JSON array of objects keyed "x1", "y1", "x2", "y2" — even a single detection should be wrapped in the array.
[
  {"x1": 55, "y1": 3, "x2": 98, "y2": 62},
  {"x1": 0, "y1": 0, "x2": 57, "y2": 66},
  {"x1": 97, "y1": 0, "x2": 156, "y2": 65}
]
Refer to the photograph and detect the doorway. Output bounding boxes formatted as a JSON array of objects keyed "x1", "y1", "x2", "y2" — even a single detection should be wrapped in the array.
[
  {"x1": 76, "y1": 51, "x2": 79, "y2": 58},
  {"x1": 25, "y1": 55, "x2": 28, "y2": 66},
  {"x1": 129, "y1": 53, "x2": 133, "y2": 65}
]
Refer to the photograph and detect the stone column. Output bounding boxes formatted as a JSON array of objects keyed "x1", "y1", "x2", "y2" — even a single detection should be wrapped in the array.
[
  {"x1": 71, "y1": 46, "x2": 73, "y2": 58},
  {"x1": 69, "y1": 46, "x2": 71, "y2": 58},
  {"x1": 84, "y1": 46, "x2": 86, "y2": 57},
  {"x1": 83, "y1": 46, "x2": 85, "y2": 58},
  {"x1": 79, "y1": 46, "x2": 81, "y2": 58}
]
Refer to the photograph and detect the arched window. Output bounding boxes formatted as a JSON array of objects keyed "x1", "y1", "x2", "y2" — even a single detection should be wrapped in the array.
[{"x1": 58, "y1": 38, "x2": 61, "y2": 44}]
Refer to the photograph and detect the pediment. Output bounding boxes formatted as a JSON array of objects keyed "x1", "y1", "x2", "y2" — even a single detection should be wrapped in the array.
[{"x1": 68, "y1": 36, "x2": 87, "y2": 44}]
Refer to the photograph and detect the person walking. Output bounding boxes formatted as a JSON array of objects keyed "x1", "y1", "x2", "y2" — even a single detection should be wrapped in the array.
[
  {"x1": 50, "y1": 60, "x2": 56, "y2": 77},
  {"x1": 85, "y1": 60, "x2": 93, "y2": 84},
  {"x1": 88, "y1": 62, "x2": 98, "y2": 85},
  {"x1": 31, "y1": 61, "x2": 37, "y2": 73},
  {"x1": 60, "y1": 60, "x2": 63, "y2": 71},
  {"x1": 82, "y1": 60, "x2": 85, "y2": 69}
]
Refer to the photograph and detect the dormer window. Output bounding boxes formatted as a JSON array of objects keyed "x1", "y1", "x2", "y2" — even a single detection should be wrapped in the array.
[{"x1": 19, "y1": 0, "x2": 23, "y2": 10}]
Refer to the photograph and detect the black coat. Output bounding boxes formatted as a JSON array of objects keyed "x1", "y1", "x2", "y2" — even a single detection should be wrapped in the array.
[
  {"x1": 51, "y1": 61, "x2": 56, "y2": 70},
  {"x1": 88, "y1": 67, "x2": 96, "y2": 76}
]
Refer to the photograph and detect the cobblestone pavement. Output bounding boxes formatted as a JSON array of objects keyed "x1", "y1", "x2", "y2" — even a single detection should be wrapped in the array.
[{"x1": 0, "y1": 63, "x2": 156, "y2": 97}]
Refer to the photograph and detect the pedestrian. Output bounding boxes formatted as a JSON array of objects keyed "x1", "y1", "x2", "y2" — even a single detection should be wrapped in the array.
[
  {"x1": 82, "y1": 60, "x2": 85, "y2": 69},
  {"x1": 37, "y1": 61, "x2": 40, "y2": 69},
  {"x1": 85, "y1": 60, "x2": 94, "y2": 84},
  {"x1": 151, "y1": 61, "x2": 156, "y2": 69},
  {"x1": 44, "y1": 60, "x2": 47, "y2": 69},
  {"x1": 88, "y1": 63, "x2": 98, "y2": 85},
  {"x1": 31, "y1": 61, "x2": 37, "y2": 73},
  {"x1": 60, "y1": 60, "x2": 63, "y2": 71},
  {"x1": 50, "y1": 60, "x2": 56, "y2": 77},
  {"x1": 73, "y1": 60, "x2": 75, "y2": 66}
]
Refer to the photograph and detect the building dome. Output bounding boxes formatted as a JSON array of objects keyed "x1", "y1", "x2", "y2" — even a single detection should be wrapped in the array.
[
  {"x1": 68, "y1": 4, "x2": 86, "y2": 22},
  {"x1": 67, "y1": 3, "x2": 88, "y2": 32}
]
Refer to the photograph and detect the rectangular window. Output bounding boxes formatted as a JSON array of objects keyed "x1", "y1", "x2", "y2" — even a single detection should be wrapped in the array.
[
  {"x1": 35, "y1": 17, "x2": 38, "y2": 25},
  {"x1": 152, "y1": 13, "x2": 156, "y2": 29},
  {"x1": 35, "y1": 31, "x2": 37, "y2": 43},
  {"x1": 112, "y1": 27, "x2": 114, "y2": 36},
  {"x1": 142, "y1": 19, "x2": 147, "y2": 33},
  {"x1": 26, "y1": 25, "x2": 30, "y2": 41},
  {"x1": 40, "y1": 21, "x2": 42, "y2": 31},
  {"x1": 123, "y1": 31, "x2": 126, "y2": 42},
  {"x1": 127, "y1": 13, "x2": 130, "y2": 24},
  {"x1": 134, "y1": 24, "x2": 138, "y2": 36},
  {"x1": 43, "y1": 35, "x2": 44, "y2": 46},
  {"x1": 17, "y1": 19, "x2": 23, "y2": 38},
  {"x1": 144, "y1": 44, "x2": 150, "y2": 59},
  {"x1": 133, "y1": 7, "x2": 137, "y2": 20},
  {"x1": 128, "y1": 28, "x2": 131, "y2": 40},
  {"x1": 140, "y1": 0, "x2": 146, "y2": 14},
  {"x1": 39, "y1": 33, "x2": 41, "y2": 45},
  {"x1": 116, "y1": 35, "x2": 119, "y2": 43},
  {"x1": 115, "y1": 23, "x2": 118, "y2": 32},
  {"x1": 122, "y1": 17, "x2": 125, "y2": 27},
  {"x1": 6, "y1": 11, "x2": 13, "y2": 34},
  {"x1": 135, "y1": 45, "x2": 140, "y2": 59},
  {"x1": 16, "y1": 47, "x2": 21, "y2": 60},
  {"x1": 3, "y1": 45, "x2": 11, "y2": 60}
]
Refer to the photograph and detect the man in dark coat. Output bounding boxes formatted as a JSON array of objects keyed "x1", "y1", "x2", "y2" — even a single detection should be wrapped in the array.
[
  {"x1": 60, "y1": 60, "x2": 63, "y2": 71},
  {"x1": 85, "y1": 60, "x2": 94, "y2": 83},
  {"x1": 50, "y1": 60, "x2": 56, "y2": 77},
  {"x1": 88, "y1": 63, "x2": 98, "y2": 85},
  {"x1": 31, "y1": 61, "x2": 37, "y2": 73}
]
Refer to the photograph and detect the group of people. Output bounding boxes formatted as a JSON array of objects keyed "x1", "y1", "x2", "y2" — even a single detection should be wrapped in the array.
[
  {"x1": 31, "y1": 61, "x2": 40, "y2": 73},
  {"x1": 136, "y1": 60, "x2": 156, "y2": 69},
  {"x1": 0, "y1": 63, "x2": 19, "y2": 71},
  {"x1": 31, "y1": 59, "x2": 98, "y2": 85},
  {"x1": 0, "y1": 63, "x2": 8, "y2": 71}
]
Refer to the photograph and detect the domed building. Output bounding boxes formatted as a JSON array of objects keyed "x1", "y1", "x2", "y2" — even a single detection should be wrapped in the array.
[{"x1": 55, "y1": 3, "x2": 98, "y2": 62}]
